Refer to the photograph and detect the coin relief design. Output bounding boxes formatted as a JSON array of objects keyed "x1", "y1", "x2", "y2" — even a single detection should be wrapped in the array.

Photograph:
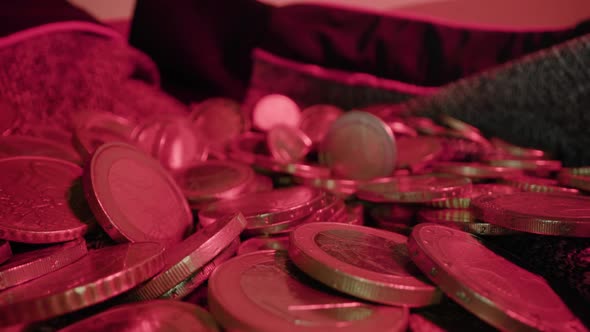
[{"x1": 314, "y1": 229, "x2": 412, "y2": 276}]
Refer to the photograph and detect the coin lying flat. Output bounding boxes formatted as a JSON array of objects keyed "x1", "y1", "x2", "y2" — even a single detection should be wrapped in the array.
[
  {"x1": 428, "y1": 183, "x2": 517, "y2": 209},
  {"x1": 417, "y1": 209, "x2": 516, "y2": 236},
  {"x1": 299, "y1": 104, "x2": 343, "y2": 144},
  {"x1": 433, "y1": 162, "x2": 522, "y2": 180},
  {"x1": 237, "y1": 236, "x2": 290, "y2": 255},
  {"x1": 490, "y1": 138, "x2": 547, "y2": 159},
  {"x1": 0, "y1": 156, "x2": 92, "y2": 243},
  {"x1": 0, "y1": 242, "x2": 165, "y2": 326},
  {"x1": 60, "y1": 300, "x2": 219, "y2": 332},
  {"x1": 252, "y1": 94, "x2": 301, "y2": 131},
  {"x1": 0, "y1": 239, "x2": 87, "y2": 291},
  {"x1": 289, "y1": 223, "x2": 440, "y2": 307},
  {"x1": 408, "y1": 224, "x2": 585, "y2": 331},
  {"x1": 502, "y1": 175, "x2": 578, "y2": 194},
  {"x1": 558, "y1": 173, "x2": 590, "y2": 192},
  {"x1": 472, "y1": 192, "x2": 590, "y2": 237},
  {"x1": 128, "y1": 213, "x2": 246, "y2": 301},
  {"x1": 208, "y1": 250, "x2": 409, "y2": 332},
  {"x1": 319, "y1": 111, "x2": 396, "y2": 180},
  {"x1": 83, "y1": 143, "x2": 192, "y2": 246}
]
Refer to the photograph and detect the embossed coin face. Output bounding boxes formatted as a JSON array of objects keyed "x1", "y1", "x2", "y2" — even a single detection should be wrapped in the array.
[
  {"x1": 198, "y1": 186, "x2": 325, "y2": 228},
  {"x1": 208, "y1": 251, "x2": 408, "y2": 332},
  {"x1": 0, "y1": 242, "x2": 165, "y2": 326},
  {"x1": 190, "y1": 98, "x2": 247, "y2": 148},
  {"x1": 358, "y1": 175, "x2": 472, "y2": 203},
  {"x1": 84, "y1": 143, "x2": 192, "y2": 246},
  {"x1": 0, "y1": 156, "x2": 92, "y2": 243},
  {"x1": 267, "y1": 125, "x2": 312, "y2": 163},
  {"x1": 396, "y1": 136, "x2": 443, "y2": 171},
  {"x1": 174, "y1": 160, "x2": 255, "y2": 203},
  {"x1": 471, "y1": 193, "x2": 590, "y2": 236},
  {"x1": 61, "y1": 300, "x2": 219, "y2": 332},
  {"x1": 0, "y1": 135, "x2": 81, "y2": 164},
  {"x1": 289, "y1": 223, "x2": 440, "y2": 307},
  {"x1": 408, "y1": 224, "x2": 585, "y2": 331},
  {"x1": 0, "y1": 239, "x2": 87, "y2": 290},
  {"x1": 319, "y1": 111, "x2": 396, "y2": 180},
  {"x1": 0, "y1": 241, "x2": 11, "y2": 265},
  {"x1": 299, "y1": 104, "x2": 343, "y2": 144},
  {"x1": 252, "y1": 94, "x2": 301, "y2": 131}
]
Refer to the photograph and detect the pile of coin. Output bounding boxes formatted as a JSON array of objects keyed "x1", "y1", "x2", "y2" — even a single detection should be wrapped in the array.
[{"x1": 0, "y1": 93, "x2": 588, "y2": 331}]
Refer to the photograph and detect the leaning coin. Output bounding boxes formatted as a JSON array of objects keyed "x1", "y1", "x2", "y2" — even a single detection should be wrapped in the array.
[
  {"x1": 128, "y1": 213, "x2": 246, "y2": 301},
  {"x1": 60, "y1": 300, "x2": 219, "y2": 332},
  {"x1": 252, "y1": 94, "x2": 301, "y2": 131},
  {"x1": 83, "y1": 143, "x2": 192, "y2": 246},
  {"x1": 190, "y1": 97, "x2": 247, "y2": 149},
  {"x1": 0, "y1": 242, "x2": 165, "y2": 326},
  {"x1": 319, "y1": 111, "x2": 396, "y2": 180},
  {"x1": 0, "y1": 241, "x2": 11, "y2": 265},
  {"x1": 208, "y1": 250, "x2": 409, "y2": 332},
  {"x1": 408, "y1": 224, "x2": 585, "y2": 331},
  {"x1": 0, "y1": 239, "x2": 87, "y2": 291},
  {"x1": 471, "y1": 192, "x2": 590, "y2": 237},
  {"x1": 289, "y1": 223, "x2": 440, "y2": 307},
  {"x1": 0, "y1": 135, "x2": 81, "y2": 164},
  {"x1": 490, "y1": 137, "x2": 548, "y2": 159},
  {"x1": 0, "y1": 156, "x2": 92, "y2": 243},
  {"x1": 71, "y1": 111, "x2": 135, "y2": 159},
  {"x1": 267, "y1": 124, "x2": 312, "y2": 163},
  {"x1": 299, "y1": 104, "x2": 343, "y2": 144}
]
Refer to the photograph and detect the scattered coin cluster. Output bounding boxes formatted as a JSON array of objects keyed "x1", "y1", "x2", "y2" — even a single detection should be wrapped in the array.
[{"x1": 0, "y1": 94, "x2": 588, "y2": 331}]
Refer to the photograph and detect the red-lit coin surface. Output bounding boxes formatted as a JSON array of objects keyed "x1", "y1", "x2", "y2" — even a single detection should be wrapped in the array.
[
  {"x1": 0, "y1": 242, "x2": 165, "y2": 326},
  {"x1": 190, "y1": 98, "x2": 247, "y2": 148},
  {"x1": 503, "y1": 175, "x2": 579, "y2": 194},
  {"x1": 0, "y1": 241, "x2": 11, "y2": 265},
  {"x1": 488, "y1": 159, "x2": 561, "y2": 172},
  {"x1": 358, "y1": 175, "x2": 472, "y2": 203},
  {"x1": 370, "y1": 204, "x2": 417, "y2": 234},
  {"x1": 254, "y1": 157, "x2": 331, "y2": 178},
  {"x1": 160, "y1": 239, "x2": 239, "y2": 300},
  {"x1": 558, "y1": 173, "x2": 590, "y2": 192},
  {"x1": 252, "y1": 94, "x2": 301, "y2": 131},
  {"x1": 289, "y1": 223, "x2": 440, "y2": 307},
  {"x1": 61, "y1": 300, "x2": 220, "y2": 332},
  {"x1": 267, "y1": 125, "x2": 312, "y2": 163},
  {"x1": 208, "y1": 251, "x2": 409, "y2": 332},
  {"x1": 72, "y1": 111, "x2": 135, "y2": 159},
  {"x1": 396, "y1": 136, "x2": 443, "y2": 171},
  {"x1": 237, "y1": 236, "x2": 290, "y2": 255},
  {"x1": 198, "y1": 186, "x2": 325, "y2": 228},
  {"x1": 0, "y1": 100, "x2": 20, "y2": 136},
  {"x1": 128, "y1": 213, "x2": 246, "y2": 301},
  {"x1": 417, "y1": 209, "x2": 516, "y2": 236},
  {"x1": 0, "y1": 135, "x2": 81, "y2": 164},
  {"x1": 433, "y1": 162, "x2": 522, "y2": 180},
  {"x1": 296, "y1": 176, "x2": 361, "y2": 195},
  {"x1": 174, "y1": 160, "x2": 254, "y2": 204},
  {"x1": 429, "y1": 183, "x2": 517, "y2": 209},
  {"x1": 320, "y1": 111, "x2": 396, "y2": 180},
  {"x1": 83, "y1": 143, "x2": 192, "y2": 246},
  {"x1": 490, "y1": 138, "x2": 547, "y2": 159},
  {"x1": 0, "y1": 239, "x2": 87, "y2": 290},
  {"x1": 299, "y1": 104, "x2": 343, "y2": 144},
  {"x1": 471, "y1": 193, "x2": 590, "y2": 237},
  {"x1": 408, "y1": 224, "x2": 585, "y2": 331},
  {"x1": 0, "y1": 156, "x2": 92, "y2": 243},
  {"x1": 243, "y1": 174, "x2": 273, "y2": 193}
]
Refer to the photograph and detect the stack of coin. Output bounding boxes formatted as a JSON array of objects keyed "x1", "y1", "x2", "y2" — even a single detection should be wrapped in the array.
[{"x1": 0, "y1": 94, "x2": 588, "y2": 331}]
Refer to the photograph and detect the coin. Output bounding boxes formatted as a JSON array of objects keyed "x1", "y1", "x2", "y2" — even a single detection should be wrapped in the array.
[
  {"x1": 488, "y1": 159, "x2": 561, "y2": 173},
  {"x1": 560, "y1": 167, "x2": 590, "y2": 176},
  {"x1": 160, "y1": 239, "x2": 239, "y2": 300},
  {"x1": 83, "y1": 143, "x2": 192, "y2": 246},
  {"x1": 289, "y1": 222, "x2": 440, "y2": 307},
  {"x1": 72, "y1": 111, "x2": 135, "y2": 159},
  {"x1": 417, "y1": 209, "x2": 516, "y2": 236},
  {"x1": 0, "y1": 242, "x2": 165, "y2": 326},
  {"x1": 252, "y1": 94, "x2": 301, "y2": 131},
  {"x1": 0, "y1": 241, "x2": 11, "y2": 265},
  {"x1": 190, "y1": 98, "x2": 247, "y2": 148},
  {"x1": 439, "y1": 114, "x2": 480, "y2": 135},
  {"x1": 60, "y1": 300, "x2": 219, "y2": 332},
  {"x1": 244, "y1": 174, "x2": 274, "y2": 193},
  {"x1": 237, "y1": 236, "x2": 290, "y2": 255},
  {"x1": 358, "y1": 174, "x2": 472, "y2": 203},
  {"x1": 0, "y1": 135, "x2": 81, "y2": 164},
  {"x1": 408, "y1": 223, "x2": 585, "y2": 331},
  {"x1": 299, "y1": 104, "x2": 343, "y2": 144},
  {"x1": 433, "y1": 162, "x2": 522, "y2": 180},
  {"x1": 370, "y1": 204, "x2": 417, "y2": 234},
  {"x1": 208, "y1": 250, "x2": 409, "y2": 332},
  {"x1": 396, "y1": 136, "x2": 443, "y2": 172},
  {"x1": 490, "y1": 137, "x2": 547, "y2": 159},
  {"x1": 128, "y1": 213, "x2": 246, "y2": 301},
  {"x1": 198, "y1": 186, "x2": 326, "y2": 228},
  {"x1": 428, "y1": 183, "x2": 517, "y2": 209},
  {"x1": 471, "y1": 192, "x2": 590, "y2": 237},
  {"x1": 405, "y1": 117, "x2": 447, "y2": 136},
  {"x1": 254, "y1": 156, "x2": 331, "y2": 178},
  {"x1": 295, "y1": 176, "x2": 360, "y2": 195},
  {"x1": 0, "y1": 156, "x2": 92, "y2": 243},
  {"x1": 558, "y1": 173, "x2": 590, "y2": 192},
  {"x1": 0, "y1": 100, "x2": 20, "y2": 136},
  {"x1": 387, "y1": 120, "x2": 418, "y2": 137},
  {"x1": 0, "y1": 239, "x2": 87, "y2": 291},
  {"x1": 174, "y1": 160, "x2": 255, "y2": 204},
  {"x1": 319, "y1": 111, "x2": 396, "y2": 180},
  {"x1": 503, "y1": 175, "x2": 579, "y2": 194},
  {"x1": 267, "y1": 124, "x2": 312, "y2": 163}
]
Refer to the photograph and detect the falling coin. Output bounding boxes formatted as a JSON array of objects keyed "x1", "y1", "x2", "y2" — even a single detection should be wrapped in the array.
[
  {"x1": 208, "y1": 250, "x2": 409, "y2": 332},
  {"x1": 252, "y1": 94, "x2": 301, "y2": 131}
]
